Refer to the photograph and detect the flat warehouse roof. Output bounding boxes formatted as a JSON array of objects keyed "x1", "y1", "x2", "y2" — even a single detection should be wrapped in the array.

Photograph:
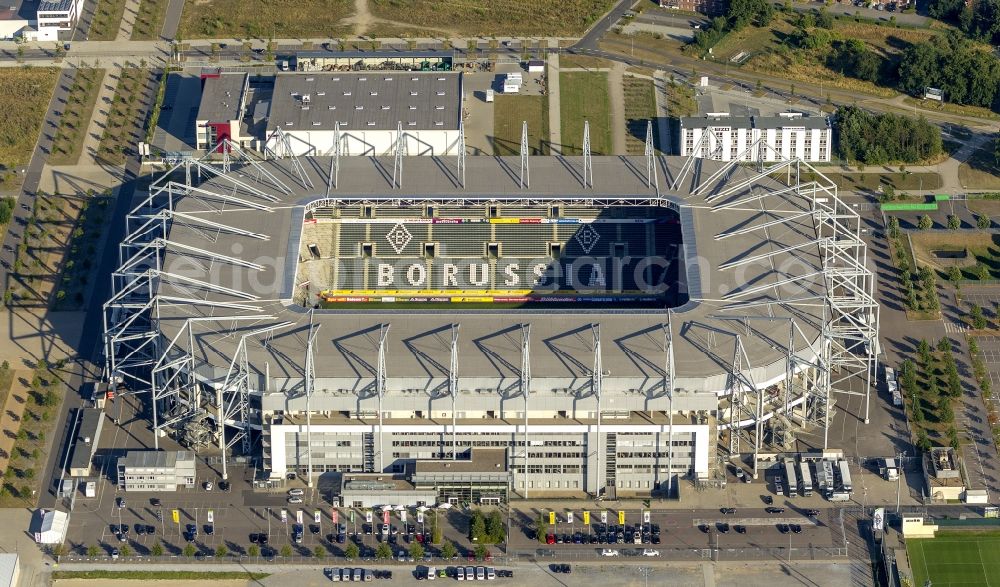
[
  {"x1": 267, "y1": 72, "x2": 462, "y2": 132},
  {"x1": 197, "y1": 72, "x2": 248, "y2": 123}
]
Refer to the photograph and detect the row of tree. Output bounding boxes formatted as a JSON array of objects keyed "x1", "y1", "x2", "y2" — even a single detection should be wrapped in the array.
[
  {"x1": 836, "y1": 106, "x2": 942, "y2": 165},
  {"x1": 898, "y1": 33, "x2": 1000, "y2": 110}
]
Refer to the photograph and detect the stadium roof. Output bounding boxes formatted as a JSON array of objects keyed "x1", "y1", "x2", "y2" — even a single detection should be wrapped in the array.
[
  {"x1": 151, "y1": 155, "x2": 827, "y2": 397},
  {"x1": 266, "y1": 72, "x2": 462, "y2": 132}
]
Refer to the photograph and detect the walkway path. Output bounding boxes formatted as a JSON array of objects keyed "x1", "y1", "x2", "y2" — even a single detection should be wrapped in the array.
[
  {"x1": 608, "y1": 62, "x2": 627, "y2": 155},
  {"x1": 654, "y1": 70, "x2": 670, "y2": 155},
  {"x1": 547, "y1": 50, "x2": 562, "y2": 155},
  {"x1": 116, "y1": 0, "x2": 142, "y2": 41},
  {"x1": 80, "y1": 68, "x2": 120, "y2": 166}
]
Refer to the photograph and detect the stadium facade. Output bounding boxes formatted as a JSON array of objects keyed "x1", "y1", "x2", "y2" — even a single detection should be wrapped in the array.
[{"x1": 104, "y1": 141, "x2": 877, "y2": 500}]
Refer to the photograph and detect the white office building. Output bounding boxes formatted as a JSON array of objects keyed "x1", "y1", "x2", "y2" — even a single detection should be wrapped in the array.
[{"x1": 679, "y1": 113, "x2": 832, "y2": 163}]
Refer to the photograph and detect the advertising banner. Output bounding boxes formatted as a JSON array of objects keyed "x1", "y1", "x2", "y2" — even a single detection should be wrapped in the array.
[
  {"x1": 207, "y1": 510, "x2": 214, "y2": 524},
  {"x1": 365, "y1": 510, "x2": 372, "y2": 523},
  {"x1": 281, "y1": 509, "x2": 288, "y2": 523},
  {"x1": 332, "y1": 509, "x2": 339, "y2": 524},
  {"x1": 600, "y1": 511, "x2": 607, "y2": 524},
  {"x1": 549, "y1": 511, "x2": 556, "y2": 525},
  {"x1": 643, "y1": 510, "x2": 650, "y2": 524},
  {"x1": 566, "y1": 512, "x2": 573, "y2": 524},
  {"x1": 296, "y1": 510, "x2": 303, "y2": 524},
  {"x1": 171, "y1": 509, "x2": 180, "y2": 524},
  {"x1": 383, "y1": 510, "x2": 390, "y2": 525},
  {"x1": 417, "y1": 512, "x2": 424, "y2": 524},
  {"x1": 314, "y1": 510, "x2": 321, "y2": 524},
  {"x1": 583, "y1": 511, "x2": 590, "y2": 525},
  {"x1": 400, "y1": 510, "x2": 407, "y2": 523},
  {"x1": 618, "y1": 511, "x2": 626, "y2": 525}
]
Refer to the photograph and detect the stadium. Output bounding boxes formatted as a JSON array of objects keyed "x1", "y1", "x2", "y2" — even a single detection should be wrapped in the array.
[{"x1": 103, "y1": 139, "x2": 878, "y2": 501}]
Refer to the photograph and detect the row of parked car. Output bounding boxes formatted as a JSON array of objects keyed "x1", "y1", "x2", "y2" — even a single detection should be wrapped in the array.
[
  {"x1": 323, "y1": 566, "x2": 512, "y2": 582},
  {"x1": 546, "y1": 523, "x2": 662, "y2": 545}
]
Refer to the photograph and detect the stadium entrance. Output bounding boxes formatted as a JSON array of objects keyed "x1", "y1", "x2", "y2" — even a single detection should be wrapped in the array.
[{"x1": 299, "y1": 203, "x2": 685, "y2": 310}]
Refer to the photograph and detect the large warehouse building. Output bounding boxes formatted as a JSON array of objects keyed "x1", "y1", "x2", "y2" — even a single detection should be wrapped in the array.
[
  {"x1": 104, "y1": 145, "x2": 876, "y2": 500},
  {"x1": 195, "y1": 70, "x2": 463, "y2": 156}
]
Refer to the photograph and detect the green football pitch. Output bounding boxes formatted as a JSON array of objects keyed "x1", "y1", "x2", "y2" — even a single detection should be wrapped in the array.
[{"x1": 907, "y1": 534, "x2": 1000, "y2": 587}]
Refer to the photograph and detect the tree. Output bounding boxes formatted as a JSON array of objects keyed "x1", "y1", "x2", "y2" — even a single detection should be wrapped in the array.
[
  {"x1": 119, "y1": 544, "x2": 132, "y2": 557},
  {"x1": 313, "y1": 545, "x2": 326, "y2": 559},
  {"x1": 278, "y1": 544, "x2": 292, "y2": 558},
  {"x1": 888, "y1": 216, "x2": 901, "y2": 238},
  {"x1": 916, "y1": 429, "x2": 932, "y2": 452},
  {"x1": 948, "y1": 266, "x2": 963, "y2": 285},
  {"x1": 151, "y1": 542, "x2": 164, "y2": 557},
  {"x1": 918, "y1": 339, "x2": 932, "y2": 365},
  {"x1": 86, "y1": 545, "x2": 99, "y2": 557},
  {"x1": 938, "y1": 397, "x2": 955, "y2": 423},
  {"x1": 470, "y1": 511, "x2": 487, "y2": 541},
  {"x1": 918, "y1": 215, "x2": 933, "y2": 231},
  {"x1": 375, "y1": 542, "x2": 392, "y2": 560},
  {"x1": 473, "y1": 544, "x2": 488, "y2": 561},
  {"x1": 938, "y1": 337, "x2": 953, "y2": 353},
  {"x1": 975, "y1": 263, "x2": 991, "y2": 281},
  {"x1": 836, "y1": 106, "x2": 942, "y2": 164},
  {"x1": 881, "y1": 184, "x2": 896, "y2": 202},
  {"x1": 948, "y1": 215, "x2": 960, "y2": 229},
  {"x1": 183, "y1": 543, "x2": 196, "y2": 557},
  {"x1": 345, "y1": 542, "x2": 360, "y2": 560},
  {"x1": 409, "y1": 541, "x2": 424, "y2": 561},
  {"x1": 727, "y1": 0, "x2": 774, "y2": 29},
  {"x1": 486, "y1": 510, "x2": 505, "y2": 543},
  {"x1": 978, "y1": 214, "x2": 992, "y2": 230},
  {"x1": 971, "y1": 304, "x2": 988, "y2": 329},
  {"x1": 51, "y1": 543, "x2": 67, "y2": 558},
  {"x1": 441, "y1": 541, "x2": 457, "y2": 560},
  {"x1": 215, "y1": 545, "x2": 228, "y2": 558}
]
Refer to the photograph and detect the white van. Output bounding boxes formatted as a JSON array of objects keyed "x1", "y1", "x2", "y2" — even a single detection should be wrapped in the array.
[{"x1": 457, "y1": 566, "x2": 466, "y2": 581}]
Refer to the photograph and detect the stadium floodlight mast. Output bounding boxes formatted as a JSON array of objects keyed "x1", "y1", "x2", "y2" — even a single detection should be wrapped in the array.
[
  {"x1": 582, "y1": 121, "x2": 593, "y2": 189},
  {"x1": 457, "y1": 121, "x2": 467, "y2": 189},
  {"x1": 645, "y1": 120, "x2": 658, "y2": 194},
  {"x1": 393, "y1": 121, "x2": 404, "y2": 189},
  {"x1": 376, "y1": 324, "x2": 390, "y2": 471},
  {"x1": 591, "y1": 324, "x2": 603, "y2": 497},
  {"x1": 519, "y1": 121, "x2": 529, "y2": 189},
  {"x1": 663, "y1": 312, "x2": 675, "y2": 496},
  {"x1": 304, "y1": 311, "x2": 320, "y2": 487},
  {"x1": 326, "y1": 121, "x2": 341, "y2": 196},
  {"x1": 449, "y1": 323, "x2": 460, "y2": 460}
]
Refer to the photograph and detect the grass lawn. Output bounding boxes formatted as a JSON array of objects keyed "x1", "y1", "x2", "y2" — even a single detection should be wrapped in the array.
[
  {"x1": 911, "y1": 232, "x2": 1000, "y2": 281},
  {"x1": 599, "y1": 31, "x2": 685, "y2": 64},
  {"x1": 560, "y1": 71, "x2": 611, "y2": 156},
  {"x1": 179, "y1": 0, "x2": 353, "y2": 38},
  {"x1": 907, "y1": 534, "x2": 1000, "y2": 587},
  {"x1": 88, "y1": 0, "x2": 129, "y2": 40},
  {"x1": 369, "y1": 0, "x2": 614, "y2": 37},
  {"x1": 493, "y1": 95, "x2": 549, "y2": 156},
  {"x1": 796, "y1": 170, "x2": 943, "y2": 191},
  {"x1": 903, "y1": 97, "x2": 1000, "y2": 121},
  {"x1": 622, "y1": 76, "x2": 656, "y2": 155},
  {"x1": 958, "y1": 142, "x2": 1000, "y2": 190},
  {"x1": 48, "y1": 68, "x2": 104, "y2": 166},
  {"x1": 130, "y1": 0, "x2": 170, "y2": 40},
  {"x1": 0, "y1": 67, "x2": 58, "y2": 191}
]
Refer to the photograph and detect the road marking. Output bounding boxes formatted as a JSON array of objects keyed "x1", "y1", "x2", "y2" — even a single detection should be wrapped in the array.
[{"x1": 945, "y1": 321, "x2": 968, "y2": 334}]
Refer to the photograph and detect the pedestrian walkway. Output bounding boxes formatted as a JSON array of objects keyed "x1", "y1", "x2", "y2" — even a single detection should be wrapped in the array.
[
  {"x1": 608, "y1": 62, "x2": 627, "y2": 156},
  {"x1": 117, "y1": 0, "x2": 142, "y2": 40},
  {"x1": 654, "y1": 70, "x2": 670, "y2": 155},
  {"x1": 547, "y1": 51, "x2": 562, "y2": 155},
  {"x1": 80, "y1": 68, "x2": 120, "y2": 166}
]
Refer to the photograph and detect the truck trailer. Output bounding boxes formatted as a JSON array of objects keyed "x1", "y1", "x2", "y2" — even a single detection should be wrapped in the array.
[
  {"x1": 784, "y1": 460, "x2": 798, "y2": 496},
  {"x1": 798, "y1": 460, "x2": 813, "y2": 497},
  {"x1": 838, "y1": 460, "x2": 853, "y2": 492}
]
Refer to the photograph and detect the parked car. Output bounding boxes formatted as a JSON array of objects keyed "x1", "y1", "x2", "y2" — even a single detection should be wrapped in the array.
[{"x1": 601, "y1": 548, "x2": 620, "y2": 557}]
